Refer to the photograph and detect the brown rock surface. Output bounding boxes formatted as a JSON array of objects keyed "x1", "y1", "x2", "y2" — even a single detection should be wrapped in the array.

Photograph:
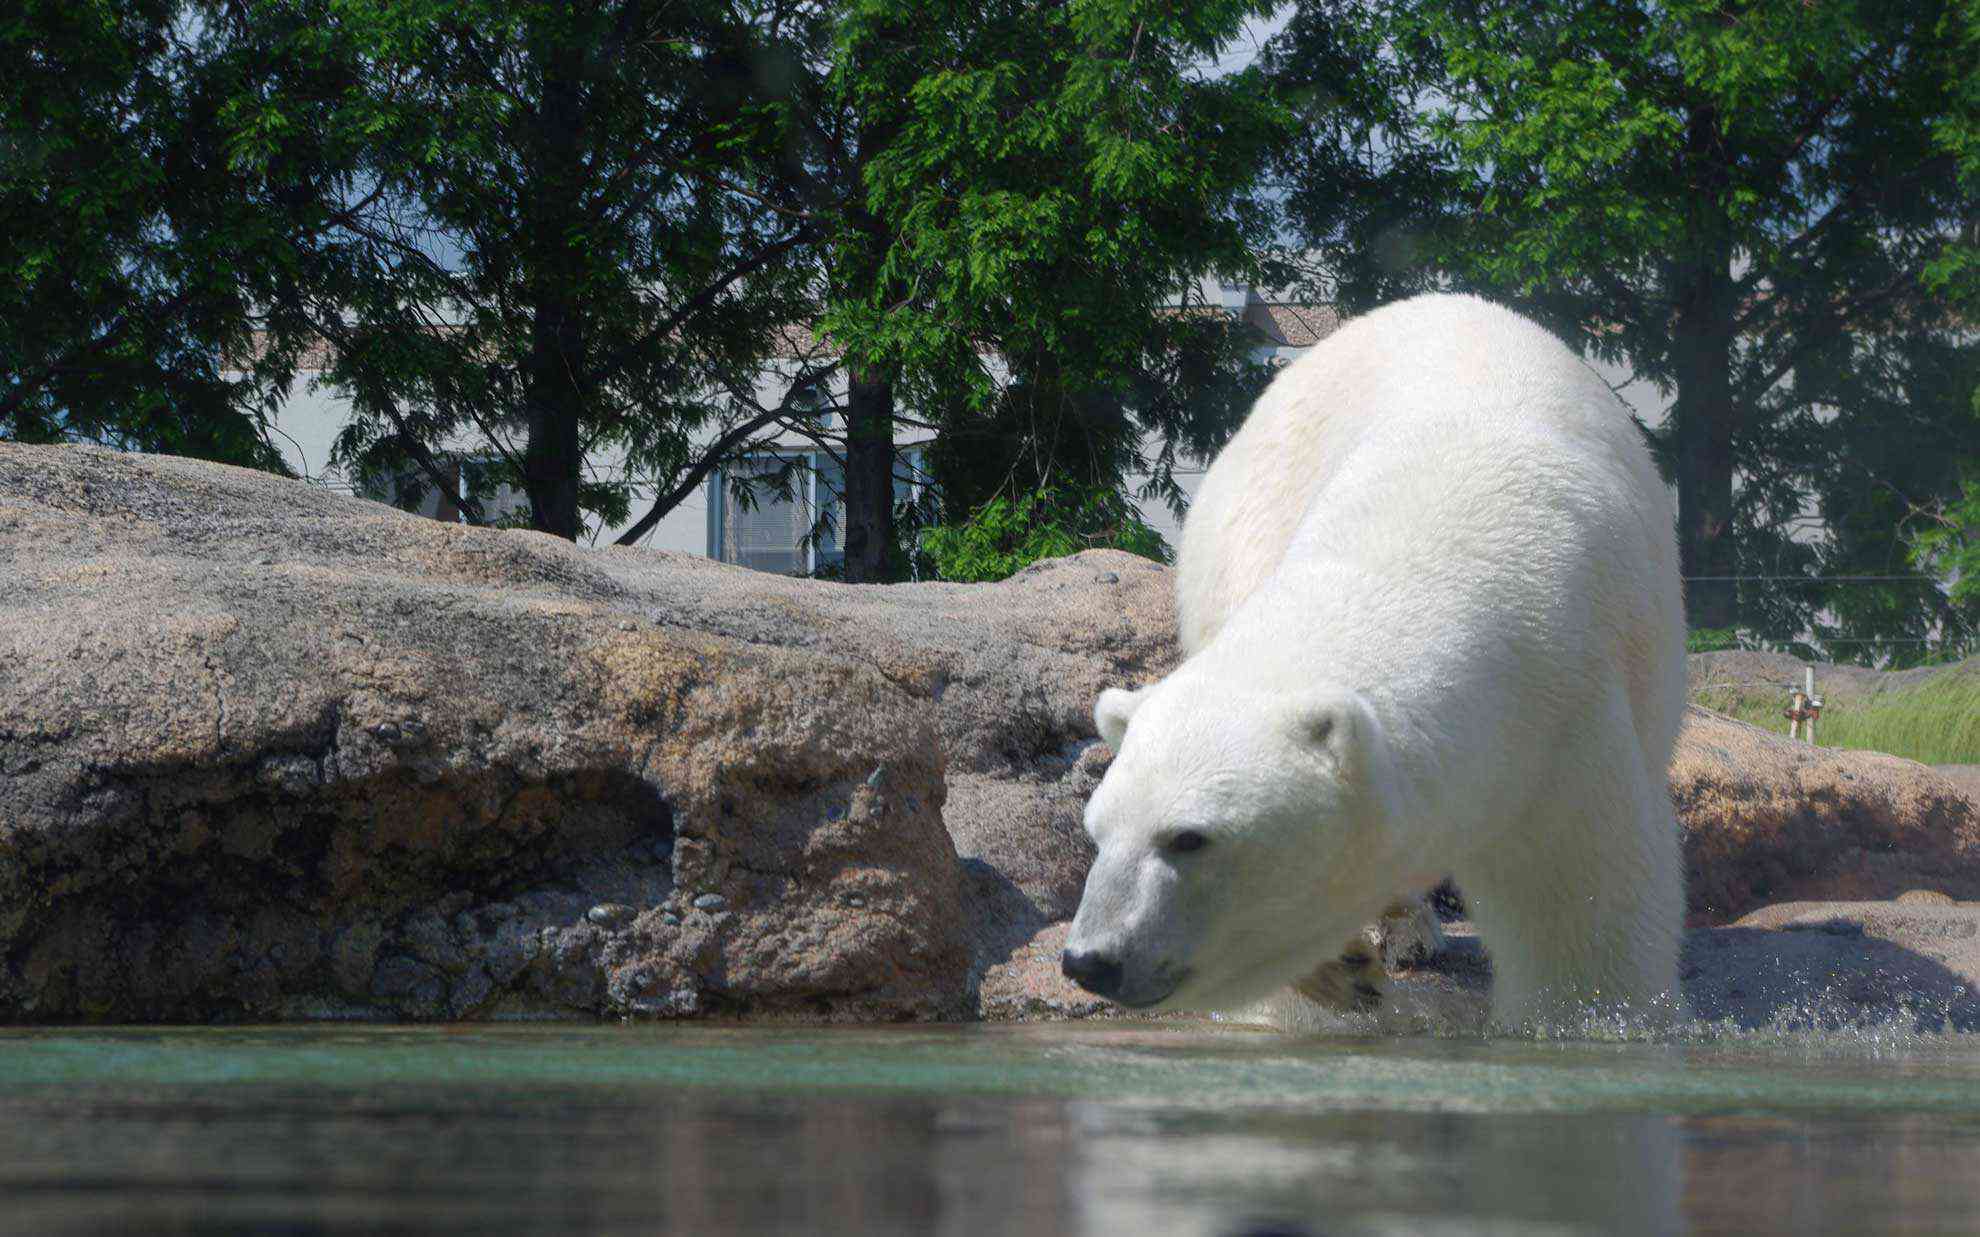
[
  {"x1": 1687, "y1": 649, "x2": 1950, "y2": 707},
  {"x1": 1936, "y1": 765, "x2": 1980, "y2": 807},
  {"x1": 0, "y1": 444, "x2": 1175, "y2": 1022},
  {"x1": 1672, "y1": 708, "x2": 1980, "y2": 925},
  {"x1": 1385, "y1": 903, "x2": 1980, "y2": 1034},
  {"x1": 11, "y1": 442, "x2": 1980, "y2": 1029},
  {"x1": 1687, "y1": 901, "x2": 1980, "y2": 1031}
]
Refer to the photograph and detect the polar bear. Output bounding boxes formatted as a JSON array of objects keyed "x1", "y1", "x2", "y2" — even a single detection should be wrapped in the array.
[{"x1": 1062, "y1": 293, "x2": 1685, "y2": 1030}]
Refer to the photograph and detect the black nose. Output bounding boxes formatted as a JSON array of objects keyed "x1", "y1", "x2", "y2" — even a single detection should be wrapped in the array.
[{"x1": 1061, "y1": 949, "x2": 1124, "y2": 998}]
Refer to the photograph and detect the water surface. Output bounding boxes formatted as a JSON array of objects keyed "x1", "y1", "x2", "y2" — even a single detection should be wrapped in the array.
[{"x1": 6, "y1": 1022, "x2": 1980, "y2": 1234}]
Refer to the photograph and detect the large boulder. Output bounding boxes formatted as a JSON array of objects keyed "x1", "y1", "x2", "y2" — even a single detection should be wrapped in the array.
[
  {"x1": 1672, "y1": 708, "x2": 1980, "y2": 926},
  {"x1": 0, "y1": 444, "x2": 1174, "y2": 1022},
  {"x1": 14, "y1": 442, "x2": 1980, "y2": 1026}
]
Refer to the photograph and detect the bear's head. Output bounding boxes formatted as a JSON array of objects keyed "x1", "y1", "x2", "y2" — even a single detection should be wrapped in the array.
[{"x1": 1062, "y1": 674, "x2": 1403, "y2": 1010}]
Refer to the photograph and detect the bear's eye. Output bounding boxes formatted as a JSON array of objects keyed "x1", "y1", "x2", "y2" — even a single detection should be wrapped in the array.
[{"x1": 1165, "y1": 830, "x2": 1209, "y2": 855}]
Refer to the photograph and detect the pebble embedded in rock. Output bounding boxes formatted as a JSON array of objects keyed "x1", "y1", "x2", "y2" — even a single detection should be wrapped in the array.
[
  {"x1": 693, "y1": 893, "x2": 728, "y2": 911},
  {"x1": 618, "y1": 620, "x2": 637, "y2": 632},
  {"x1": 845, "y1": 895, "x2": 867, "y2": 909},
  {"x1": 661, "y1": 912, "x2": 682, "y2": 926},
  {"x1": 587, "y1": 903, "x2": 636, "y2": 930},
  {"x1": 865, "y1": 765, "x2": 886, "y2": 789},
  {"x1": 1095, "y1": 571, "x2": 1119, "y2": 584}
]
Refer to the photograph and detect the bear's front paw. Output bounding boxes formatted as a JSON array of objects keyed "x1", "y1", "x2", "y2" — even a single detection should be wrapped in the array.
[
  {"x1": 1376, "y1": 892, "x2": 1446, "y2": 970},
  {"x1": 1292, "y1": 927, "x2": 1386, "y2": 1014}
]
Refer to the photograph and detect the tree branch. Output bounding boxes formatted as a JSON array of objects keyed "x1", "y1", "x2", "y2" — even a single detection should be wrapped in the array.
[{"x1": 613, "y1": 357, "x2": 843, "y2": 546}]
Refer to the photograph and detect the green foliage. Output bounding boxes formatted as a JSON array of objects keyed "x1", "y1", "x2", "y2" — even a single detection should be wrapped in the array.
[
  {"x1": 1686, "y1": 628, "x2": 1740, "y2": 655},
  {"x1": 1267, "y1": 0, "x2": 1974, "y2": 659},
  {"x1": 1818, "y1": 663, "x2": 1980, "y2": 764},
  {"x1": 918, "y1": 486, "x2": 1170, "y2": 583},
  {"x1": 827, "y1": 0, "x2": 1289, "y2": 535},
  {"x1": 1908, "y1": 0, "x2": 1980, "y2": 630},
  {"x1": 6, "y1": 0, "x2": 1286, "y2": 563},
  {"x1": 0, "y1": 0, "x2": 348, "y2": 468},
  {"x1": 1911, "y1": 466, "x2": 1980, "y2": 611},
  {"x1": 300, "y1": 0, "x2": 821, "y2": 540}
]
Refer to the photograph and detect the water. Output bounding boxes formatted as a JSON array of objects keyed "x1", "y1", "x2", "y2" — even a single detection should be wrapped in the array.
[{"x1": 6, "y1": 1023, "x2": 1980, "y2": 1235}]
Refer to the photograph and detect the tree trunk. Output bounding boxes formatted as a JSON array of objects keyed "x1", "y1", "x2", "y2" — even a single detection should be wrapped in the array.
[
  {"x1": 524, "y1": 300, "x2": 585, "y2": 540},
  {"x1": 842, "y1": 366, "x2": 895, "y2": 582},
  {"x1": 1670, "y1": 106, "x2": 1740, "y2": 631},
  {"x1": 521, "y1": 40, "x2": 587, "y2": 541}
]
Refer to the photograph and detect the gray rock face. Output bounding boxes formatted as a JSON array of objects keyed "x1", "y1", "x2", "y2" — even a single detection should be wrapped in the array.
[{"x1": 0, "y1": 443, "x2": 1182, "y2": 1022}]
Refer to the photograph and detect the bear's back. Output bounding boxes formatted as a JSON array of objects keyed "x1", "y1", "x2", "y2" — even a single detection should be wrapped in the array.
[
  {"x1": 1178, "y1": 293, "x2": 1657, "y2": 649},
  {"x1": 1175, "y1": 293, "x2": 1683, "y2": 772}
]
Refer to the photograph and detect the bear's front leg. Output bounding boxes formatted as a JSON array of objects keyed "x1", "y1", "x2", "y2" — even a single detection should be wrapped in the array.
[{"x1": 1466, "y1": 756, "x2": 1684, "y2": 1031}]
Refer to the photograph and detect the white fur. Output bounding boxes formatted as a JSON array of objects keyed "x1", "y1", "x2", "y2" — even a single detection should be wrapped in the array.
[{"x1": 1069, "y1": 293, "x2": 1685, "y2": 1030}]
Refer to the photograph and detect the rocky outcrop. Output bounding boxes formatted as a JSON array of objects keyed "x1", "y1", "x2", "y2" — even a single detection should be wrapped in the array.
[
  {"x1": 1672, "y1": 709, "x2": 1980, "y2": 925},
  {"x1": 1687, "y1": 649, "x2": 1956, "y2": 708},
  {"x1": 0, "y1": 444, "x2": 1176, "y2": 1022},
  {"x1": 10, "y1": 442, "x2": 1980, "y2": 1027},
  {"x1": 1937, "y1": 765, "x2": 1980, "y2": 807},
  {"x1": 1383, "y1": 898, "x2": 1980, "y2": 1034}
]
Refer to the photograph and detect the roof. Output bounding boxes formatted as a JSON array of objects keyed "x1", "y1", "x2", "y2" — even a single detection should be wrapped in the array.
[{"x1": 1244, "y1": 302, "x2": 1342, "y2": 348}]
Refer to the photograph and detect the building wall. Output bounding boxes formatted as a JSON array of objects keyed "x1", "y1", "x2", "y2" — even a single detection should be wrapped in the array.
[{"x1": 263, "y1": 294, "x2": 1676, "y2": 571}]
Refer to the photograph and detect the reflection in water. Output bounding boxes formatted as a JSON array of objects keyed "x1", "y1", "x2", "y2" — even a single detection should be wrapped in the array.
[{"x1": 5, "y1": 1027, "x2": 1980, "y2": 1234}]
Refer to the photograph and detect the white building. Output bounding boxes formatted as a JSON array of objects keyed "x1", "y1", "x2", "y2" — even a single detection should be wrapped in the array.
[{"x1": 264, "y1": 281, "x2": 1347, "y2": 572}]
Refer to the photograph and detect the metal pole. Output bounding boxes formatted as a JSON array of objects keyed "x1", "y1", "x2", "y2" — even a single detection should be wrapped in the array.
[{"x1": 1805, "y1": 666, "x2": 1817, "y2": 745}]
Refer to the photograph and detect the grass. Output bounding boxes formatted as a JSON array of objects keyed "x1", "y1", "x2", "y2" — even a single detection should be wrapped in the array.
[{"x1": 1691, "y1": 659, "x2": 1980, "y2": 766}]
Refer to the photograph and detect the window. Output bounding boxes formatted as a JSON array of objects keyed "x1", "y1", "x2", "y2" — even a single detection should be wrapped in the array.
[
  {"x1": 714, "y1": 454, "x2": 835, "y2": 575},
  {"x1": 368, "y1": 456, "x2": 529, "y2": 526},
  {"x1": 710, "y1": 449, "x2": 924, "y2": 575}
]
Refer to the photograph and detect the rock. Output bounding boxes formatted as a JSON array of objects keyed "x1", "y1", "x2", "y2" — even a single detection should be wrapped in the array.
[
  {"x1": 977, "y1": 921, "x2": 1119, "y2": 1022},
  {"x1": 586, "y1": 903, "x2": 636, "y2": 930},
  {"x1": 1897, "y1": 890, "x2": 1956, "y2": 906},
  {"x1": 1688, "y1": 901, "x2": 1980, "y2": 1031},
  {"x1": 0, "y1": 444, "x2": 972, "y2": 1023},
  {"x1": 1688, "y1": 649, "x2": 1955, "y2": 710},
  {"x1": 1937, "y1": 765, "x2": 1980, "y2": 807},
  {"x1": 1330, "y1": 902, "x2": 1980, "y2": 1035},
  {"x1": 1672, "y1": 708, "x2": 1980, "y2": 925},
  {"x1": 25, "y1": 443, "x2": 1977, "y2": 1031}
]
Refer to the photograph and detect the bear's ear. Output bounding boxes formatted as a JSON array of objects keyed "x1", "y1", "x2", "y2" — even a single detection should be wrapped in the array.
[
  {"x1": 1285, "y1": 689, "x2": 1368, "y2": 763},
  {"x1": 1286, "y1": 690, "x2": 1404, "y2": 825},
  {"x1": 1094, "y1": 686, "x2": 1148, "y2": 749}
]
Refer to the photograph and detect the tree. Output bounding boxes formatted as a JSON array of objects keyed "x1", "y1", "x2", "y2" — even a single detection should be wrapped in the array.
[
  {"x1": 0, "y1": 0, "x2": 355, "y2": 467},
  {"x1": 1905, "y1": 0, "x2": 1980, "y2": 641},
  {"x1": 8, "y1": 0, "x2": 1289, "y2": 572},
  {"x1": 281, "y1": 0, "x2": 827, "y2": 541},
  {"x1": 814, "y1": 0, "x2": 1288, "y2": 579},
  {"x1": 1267, "y1": 0, "x2": 1972, "y2": 649}
]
